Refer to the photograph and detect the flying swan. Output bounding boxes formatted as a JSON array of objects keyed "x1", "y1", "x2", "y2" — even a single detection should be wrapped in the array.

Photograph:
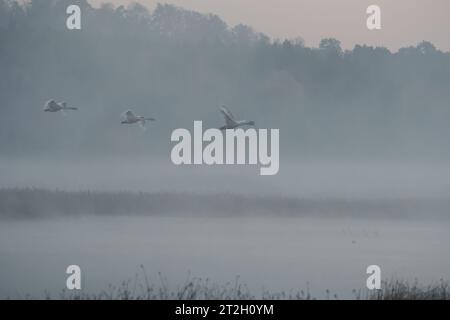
[
  {"x1": 219, "y1": 106, "x2": 255, "y2": 130},
  {"x1": 44, "y1": 100, "x2": 78, "y2": 113},
  {"x1": 121, "y1": 110, "x2": 155, "y2": 130}
]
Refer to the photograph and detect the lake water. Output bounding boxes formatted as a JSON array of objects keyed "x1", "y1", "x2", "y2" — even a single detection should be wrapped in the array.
[{"x1": 1, "y1": 215, "x2": 449, "y2": 299}]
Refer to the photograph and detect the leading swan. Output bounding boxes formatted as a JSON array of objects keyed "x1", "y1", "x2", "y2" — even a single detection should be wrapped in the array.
[{"x1": 219, "y1": 106, "x2": 255, "y2": 130}]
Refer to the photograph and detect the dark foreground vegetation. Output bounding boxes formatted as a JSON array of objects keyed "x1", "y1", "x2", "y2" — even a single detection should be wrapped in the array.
[
  {"x1": 1, "y1": 188, "x2": 450, "y2": 220},
  {"x1": 20, "y1": 272, "x2": 450, "y2": 300}
]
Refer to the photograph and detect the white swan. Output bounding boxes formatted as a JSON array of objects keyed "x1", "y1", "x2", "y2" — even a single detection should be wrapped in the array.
[
  {"x1": 121, "y1": 110, "x2": 155, "y2": 130},
  {"x1": 219, "y1": 106, "x2": 255, "y2": 130},
  {"x1": 44, "y1": 100, "x2": 78, "y2": 112}
]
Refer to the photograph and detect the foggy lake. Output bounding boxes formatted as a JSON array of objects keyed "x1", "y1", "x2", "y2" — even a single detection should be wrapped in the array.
[
  {"x1": 2, "y1": 0, "x2": 450, "y2": 302},
  {"x1": 1, "y1": 159, "x2": 450, "y2": 299},
  {"x1": 1, "y1": 215, "x2": 449, "y2": 299}
]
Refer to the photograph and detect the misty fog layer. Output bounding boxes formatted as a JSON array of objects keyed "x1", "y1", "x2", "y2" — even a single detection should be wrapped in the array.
[
  {"x1": 1, "y1": 0, "x2": 450, "y2": 160},
  {"x1": 2, "y1": 157, "x2": 450, "y2": 200}
]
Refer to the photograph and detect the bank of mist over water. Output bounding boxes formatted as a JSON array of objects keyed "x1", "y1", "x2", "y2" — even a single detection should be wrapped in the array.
[{"x1": 1, "y1": 156, "x2": 450, "y2": 220}]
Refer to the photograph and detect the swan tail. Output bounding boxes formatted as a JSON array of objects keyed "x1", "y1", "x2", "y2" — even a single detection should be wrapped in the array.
[{"x1": 138, "y1": 120, "x2": 147, "y2": 131}]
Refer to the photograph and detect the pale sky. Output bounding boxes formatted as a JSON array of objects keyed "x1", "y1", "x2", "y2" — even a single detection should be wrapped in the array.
[{"x1": 89, "y1": 0, "x2": 450, "y2": 52}]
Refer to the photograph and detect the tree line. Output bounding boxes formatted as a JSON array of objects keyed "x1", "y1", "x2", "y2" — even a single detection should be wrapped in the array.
[{"x1": 1, "y1": 0, "x2": 449, "y2": 159}]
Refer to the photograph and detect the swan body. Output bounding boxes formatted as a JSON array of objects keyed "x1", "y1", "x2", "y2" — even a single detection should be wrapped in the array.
[
  {"x1": 121, "y1": 110, "x2": 155, "y2": 129},
  {"x1": 44, "y1": 100, "x2": 78, "y2": 112}
]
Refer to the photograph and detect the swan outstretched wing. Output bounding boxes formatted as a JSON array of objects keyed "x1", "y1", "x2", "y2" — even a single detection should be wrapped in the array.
[
  {"x1": 122, "y1": 110, "x2": 137, "y2": 122},
  {"x1": 220, "y1": 106, "x2": 237, "y2": 127},
  {"x1": 45, "y1": 100, "x2": 56, "y2": 107}
]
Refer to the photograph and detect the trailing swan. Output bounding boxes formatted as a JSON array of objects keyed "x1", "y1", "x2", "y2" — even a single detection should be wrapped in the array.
[{"x1": 44, "y1": 100, "x2": 78, "y2": 113}]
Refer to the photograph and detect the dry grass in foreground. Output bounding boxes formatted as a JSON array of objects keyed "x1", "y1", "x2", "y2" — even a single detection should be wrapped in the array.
[{"x1": 36, "y1": 270, "x2": 450, "y2": 300}]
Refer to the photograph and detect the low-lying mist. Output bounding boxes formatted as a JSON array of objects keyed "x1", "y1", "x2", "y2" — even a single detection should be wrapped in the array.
[
  {"x1": 2, "y1": 156, "x2": 450, "y2": 198},
  {"x1": 1, "y1": 157, "x2": 450, "y2": 221}
]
